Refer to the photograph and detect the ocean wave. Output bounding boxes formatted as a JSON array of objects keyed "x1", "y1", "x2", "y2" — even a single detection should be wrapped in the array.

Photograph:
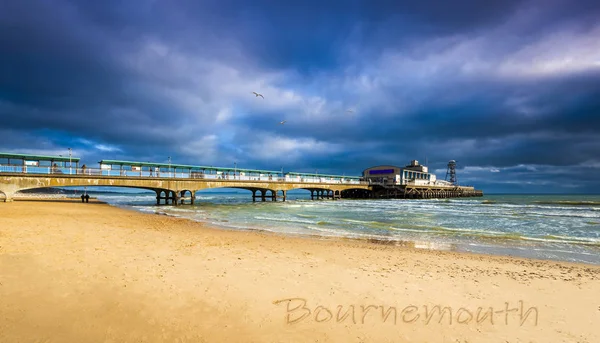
[
  {"x1": 296, "y1": 214, "x2": 317, "y2": 218},
  {"x1": 306, "y1": 225, "x2": 380, "y2": 240},
  {"x1": 544, "y1": 234, "x2": 600, "y2": 243},
  {"x1": 388, "y1": 227, "x2": 429, "y2": 233},
  {"x1": 253, "y1": 215, "x2": 316, "y2": 225},
  {"x1": 525, "y1": 211, "x2": 600, "y2": 219},
  {"x1": 423, "y1": 228, "x2": 600, "y2": 247},
  {"x1": 423, "y1": 226, "x2": 526, "y2": 240},
  {"x1": 522, "y1": 235, "x2": 600, "y2": 246},
  {"x1": 341, "y1": 218, "x2": 397, "y2": 229},
  {"x1": 532, "y1": 200, "x2": 600, "y2": 206}
]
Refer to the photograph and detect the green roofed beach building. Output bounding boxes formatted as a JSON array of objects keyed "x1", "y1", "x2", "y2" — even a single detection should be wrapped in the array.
[{"x1": 0, "y1": 152, "x2": 80, "y2": 174}]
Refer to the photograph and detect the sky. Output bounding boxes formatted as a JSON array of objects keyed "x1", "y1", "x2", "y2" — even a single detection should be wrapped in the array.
[{"x1": 1, "y1": 0, "x2": 599, "y2": 193}]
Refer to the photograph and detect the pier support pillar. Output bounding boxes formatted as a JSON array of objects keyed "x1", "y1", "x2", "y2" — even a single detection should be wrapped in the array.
[
  {"x1": 310, "y1": 190, "x2": 315, "y2": 200},
  {"x1": 0, "y1": 188, "x2": 17, "y2": 203},
  {"x1": 166, "y1": 191, "x2": 178, "y2": 206},
  {"x1": 1, "y1": 191, "x2": 15, "y2": 202},
  {"x1": 261, "y1": 190, "x2": 266, "y2": 202},
  {"x1": 282, "y1": 190, "x2": 286, "y2": 202}
]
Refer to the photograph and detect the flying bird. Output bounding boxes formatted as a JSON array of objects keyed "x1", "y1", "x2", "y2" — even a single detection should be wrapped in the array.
[
  {"x1": 346, "y1": 109, "x2": 354, "y2": 113},
  {"x1": 279, "y1": 120, "x2": 287, "y2": 125},
  {"x1": 252, "y1": 92, "x2": 264, "y2": 99}
]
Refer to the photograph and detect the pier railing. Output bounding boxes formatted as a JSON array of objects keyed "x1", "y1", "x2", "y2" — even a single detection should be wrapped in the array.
[
  {"x1": 368, "y1": 180, "x2": 477, "y2": 188},
  {"x1": 0, "y1": 165, "x2": 367, "y2": 185}
]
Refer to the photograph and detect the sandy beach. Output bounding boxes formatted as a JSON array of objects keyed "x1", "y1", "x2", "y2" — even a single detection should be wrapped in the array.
[{"x1": 1, "y1": 200, "x2": 599, "y2": 343}]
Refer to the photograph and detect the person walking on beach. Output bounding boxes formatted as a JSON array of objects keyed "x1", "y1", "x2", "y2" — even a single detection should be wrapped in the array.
[
  {"x1": 81, "y1": 194, "x2": 85, "y2": 203},
  {"x1": 85, "y1": 194, "x2": 90, "y2": 203}
]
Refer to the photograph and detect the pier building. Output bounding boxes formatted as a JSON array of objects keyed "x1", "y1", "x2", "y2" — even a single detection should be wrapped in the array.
[{"x1": 361, "y1": 160, "x2": 481, "y2": 199}]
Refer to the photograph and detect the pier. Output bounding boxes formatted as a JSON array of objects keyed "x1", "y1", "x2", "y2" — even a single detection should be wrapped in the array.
[{"x1": 0, "y1": 153, "x2": 483, "y2": 204}]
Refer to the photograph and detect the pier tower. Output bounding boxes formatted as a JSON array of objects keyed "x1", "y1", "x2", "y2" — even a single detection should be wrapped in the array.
[{"x1": 445, "y1": 160, "x2": 458, "y2": 185}]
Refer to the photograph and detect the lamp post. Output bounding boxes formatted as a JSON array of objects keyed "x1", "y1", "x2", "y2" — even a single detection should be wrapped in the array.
[
  {"x1": 168, "y1": 156, "x2": 171, "y2": 178},
  {"x1": 234, "y1": 161, "x2": 237, "y2": 180},
  {"x1": 68, "y1": 148, "x2": 72, "y2": 175}
]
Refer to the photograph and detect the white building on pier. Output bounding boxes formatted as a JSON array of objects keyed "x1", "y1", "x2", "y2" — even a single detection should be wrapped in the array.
[{"x1": 362, "y1": 160, "x2": 451, "y2": 186}]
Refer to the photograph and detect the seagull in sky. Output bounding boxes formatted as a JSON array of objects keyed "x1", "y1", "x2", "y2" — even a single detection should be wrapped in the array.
[
  {"x1": 279, "y1": 120, "x2": 287, "y2": 125},
  {"x1": 252, "y1": 92, "x2": 264, "y2": 99},
  {"x1": 346, "y1": 109, "x2": 354, "y2": 113}
]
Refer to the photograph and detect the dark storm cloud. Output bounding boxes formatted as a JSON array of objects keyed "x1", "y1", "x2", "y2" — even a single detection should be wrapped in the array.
[{"x1": 1, "y1": 0, "x2": 599, "y2": 193}]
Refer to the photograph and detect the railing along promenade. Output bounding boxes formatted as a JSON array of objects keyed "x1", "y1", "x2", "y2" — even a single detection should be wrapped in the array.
[{"x1": 0, "y1": 164, "x2": 369, "y2": 204}]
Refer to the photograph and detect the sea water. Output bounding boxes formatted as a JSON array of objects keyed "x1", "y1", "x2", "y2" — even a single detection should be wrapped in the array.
[{"x1": 93, "y1": 191, "x2": 600, "y2": 265}]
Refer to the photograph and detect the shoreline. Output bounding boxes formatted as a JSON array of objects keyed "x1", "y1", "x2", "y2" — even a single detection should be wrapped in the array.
[
  {"x1": 2, "y1": 200, "x2": 600, "y2": 342},
  {"x1": 7, "y1": 199, "x2": 600, "y2": 270},
  {"x1": 8, "y1": 195, "x2": 600, "y2": 266},
  {"x1": 110, "y1": 197, "x2": 600, "y2": 266}
]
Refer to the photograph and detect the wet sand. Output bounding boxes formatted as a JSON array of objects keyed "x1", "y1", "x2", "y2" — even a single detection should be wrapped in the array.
[{"x1": 1, "y1": 200, "x2": 599, "y2": 342}]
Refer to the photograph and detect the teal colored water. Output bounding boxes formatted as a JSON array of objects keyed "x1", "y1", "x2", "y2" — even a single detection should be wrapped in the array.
[{"x1": 95, "y1": 192, "x2": 600, "y2": 265}]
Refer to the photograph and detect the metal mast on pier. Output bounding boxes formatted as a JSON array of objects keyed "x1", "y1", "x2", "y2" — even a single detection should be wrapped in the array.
[{"x1": 445, "y1": 160, "x2": 458, "y2": 186}]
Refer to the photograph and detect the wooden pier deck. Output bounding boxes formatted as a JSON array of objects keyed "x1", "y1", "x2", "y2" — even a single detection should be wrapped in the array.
[{"x1": 356, "y1": 184, "x2": 483, "y2": 199}]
